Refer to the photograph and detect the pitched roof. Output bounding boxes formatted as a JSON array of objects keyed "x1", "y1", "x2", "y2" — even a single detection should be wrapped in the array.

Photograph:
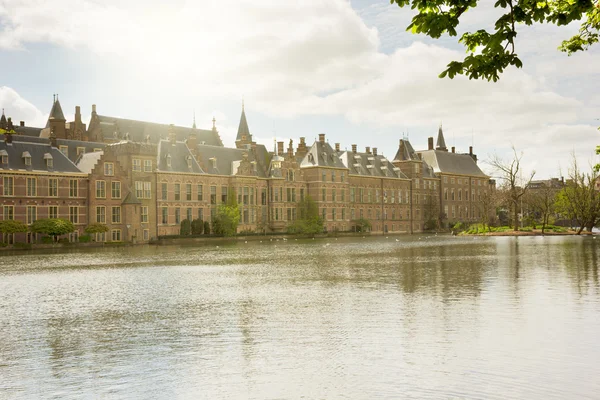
[
  {"x1": 194, "y1": 143, "x2": 267, "y2": 177},
  {"x1": 299, "y1": 141, "x2": 347, "y2": 169},
  {"x1": 46, "y1": 99, "x2": 65, "y2": 127},
  {"x1": 157, "y1": 140, "x2": 204, "y2": 173},
  {"x1": 436, "y1": 125, "x2": 447, "y2": 151},
  {"x1": 418, "y1": 149, "x2": 487, "y2": 177},
  {"x1": 76, "y1": 151, "x2": 103, "y2": 174},
  {"x1": 393, "y1": 139, "x2": 419, "y2": 161},
  {"x1": 0, "y1": 140, "x2": 81, "y2": 173},
  {"x1": 340, "y1": 151, "x2": 408, "y2": 179},
  {"x1": 236, "y1": 108, "x2": 251, "y2": 142},
  {"x1": 95, "y1": 115, "x2": 223, "y2": 146},
  {"x1": 122, "y1": 190, "x2": 142, "y2": 205}
]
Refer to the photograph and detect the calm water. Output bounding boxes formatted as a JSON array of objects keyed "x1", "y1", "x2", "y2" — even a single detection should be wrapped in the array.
[{"x1": 0, "y1": 235, "x2": 599, "y2": 399}]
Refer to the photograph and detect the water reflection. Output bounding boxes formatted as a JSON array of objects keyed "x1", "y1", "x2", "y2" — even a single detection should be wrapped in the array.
[{"x1": 1, "y1": 236, "x2": 599, "y2": 399}]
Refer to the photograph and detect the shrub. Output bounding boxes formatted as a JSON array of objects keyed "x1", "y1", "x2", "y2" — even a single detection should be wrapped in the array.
[
  {"x1": 14, "y1": 242, "x2": 32, "y2": 249},
  {"x1": 191, "y1": 218, "x2": 204, "y2": 235},
  {"x1": 204, "y1": 221, "x2": 211, "y2": 234},
  {"x1": 180, "y1": 219, "x2": 192, "y2": 235},
  {"x1": 40, "y1": 236, "x2": 54, "y2": 244},
  {"x1": 79, "y1": 234, "x2": 92, "y2": 243},
  {"x1": 58, "y1": 238, "x2": 69, "y2": 244}
]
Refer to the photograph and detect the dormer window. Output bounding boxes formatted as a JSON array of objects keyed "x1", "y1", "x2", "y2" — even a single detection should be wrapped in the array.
[
  {"x1": 22, "y1": 151, "x2": 31, "y2": 166},
  {"x1": 186, "y1": 156, "x2": 192, "y2": 169},
  {"x1": 308, "y1": 154, "x2": 314, "y2": 163},
  {"x1": 0, "y1": 150, "x2": 8, "y2": 164},
  {"x1": 166, "y1": 154, "x2": 172, "y2": 168},
  {"x1": 44, "y1": 153, "x2": 53, "y2": 168},
  {"x1": 210, "y1": 157, "x2": 217, "y2": 169}
]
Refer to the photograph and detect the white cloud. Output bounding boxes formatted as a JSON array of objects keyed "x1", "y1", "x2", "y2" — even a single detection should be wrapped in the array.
[{"x1": 0, "y1": 86, "x2": 47, "y2": 127}]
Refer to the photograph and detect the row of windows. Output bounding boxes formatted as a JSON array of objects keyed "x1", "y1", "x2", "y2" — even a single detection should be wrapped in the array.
[
  {"x1": 94, "y1": 206, "x2": 149, "y2": 224},
  {"x1": 443, "y1": 189, "x2": 488, "y2": 202},
  {"x1": 2, "y1": 205, "x2": 80, "y2": 224},
  {"x1": 95, "y1": 181, "x2": 122, "y2": 199},
  {"x1": 2, "y1": 177, "x2": 82, "y2": 197},
  {"x1": 413, "y1": 179, "x2": 438, "y2": 190},
  {"x1": 443, "y1": 176, "x2": 486, "y2": 186},
  {"x1": 321, "y1": 170, "x2": 346, "y2": 183},
  {"x1": 443, "y1": 205, "x2": 481, "y2": 219},
  {"x1": 160, "y1": 184, "x2": 268, "y2": 206},
  {"x1": 132, "y1": 159, "x2": 153, "y2": 172},
  {"x1": 348, "y1": 188, "x2": 411, "y2": 204}
]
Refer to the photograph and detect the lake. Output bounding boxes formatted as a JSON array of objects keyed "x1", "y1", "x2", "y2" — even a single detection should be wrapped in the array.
[{"x1": 0, "y1": 235, "x2": 599, "y2": 399}]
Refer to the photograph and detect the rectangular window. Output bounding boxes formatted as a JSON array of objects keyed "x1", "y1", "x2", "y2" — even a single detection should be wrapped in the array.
[
  {"x1": 3, "y1": 205, "x2": 14, "y2": 220},
  {"x1": 186, "y1": 184, "x2": 192, "y2": 201},
  {"x1": 112, "y1": 206, "x2": 121, "y2": 223},
  {"x1": 243, "y1": 187, "x2": 249, "y2": 205},
  {"x1": 77, "y1": 147, "x2": 86, "y2": 157},
  {"x1": 162, "y1": 207, "x2": 168, "y2": 224},
  {"x1": 69, "y1": 206, "x2": 78, "y2": 224},
  {"x1": 186, "y1": 208, "x2": 193, "y2": 221},
  {"x1": 27, "y1": 206, "x2": 37, "y2": 225},
  {"x1": 69, "y1": 179, "x2": 78, "y2": 197},
  {"x1": 136, "y1": 181, "x2": 143, "y2": 199},
  {"x1": 300, "y1": 188, "x2": 305, "y2": 202},
  {"x1": 222, "y1": 186, "x2": 228, "y2": 204},
  {"x1": 175, "y1": 208, "x2": 181, "y2": 224},
  {"x1": 322, "y1": 171, "x2": 326, "y2": 182},
  {"x1": 48, "y1": 178, "x2": 57, "y2": 197},
  {"x1": 144, "y1": 182, "x2": 151, "y2": 199},
  {"x1": 341, "y1": 189, "x2": 345, "y2": 202},
  {"x1": 331, "y1": 171, "x2": 335, "y2": 182},
  {"x1": 112, "y1": 181, "x2": 121, "y2": 199},
  {"x1": 350, "y1": 187, "x2": 355, "y2": 203},
  {"x1": 104, "y1": 162, "x2": 114, "y2": 176},
  {"x1": 143, "y1": 229, "x2": 149, "y2": 241},
  {"x1": 376, "y1": 190, "x2": 380, "y2": 203},
  {"x1": 96, "y1": 206, "x2": 106, "y2": 223},
  {"x1": 3, "y1": 177, "x2": 14, "y2": 196},
  {"x1": 59, "y1": 146, "x2": 69, "y2": 157},
  {"x1": 368, "y1": 190, "x2": 372, "y2": 204},
  {"x1": 96, "y1": 181, "x2": 106, "y2": 198},
  {"x1": 144, "y1": 160, "x2": 152, "y2": 172},
  {"x1": 174, "y1": 183, "x2": 181, "y2": 201},
  {"x1": 111, "y1": 229, "x2": 121, "y2": 242},
  {"x1": 322, "y1": 188, "x2": 326, "y2": 202},
  {"x1": 48, "y1": 205, "x2": 58, "y2": 219},
  {"x1": 210, "y1": 186, "x2": 216, "y2": 204},
  {"x1": 26, "y1": 177, "x2": 37, "y2": 197},
  {"x1": 332, "y1": 208, "x2": 336, "y2": 221},
  {"x1": 341, "y1": 172, "x2": 345, "y2": 182},
  {"x1": 291, "y1": 188, "x2": 296, "y2": 202},
  {"x1": 141, "y1": 206, "x2": 148, "y2": 223},
  {"x1": 162, "y1": 183, "x2": 168, "y2": 200},
  {"x1": 133, "y1": 159, "x2": 141, "y2": 171},
  {"x1": 332, "y1": 189, "x2": 336, "y2": 202},
  {"x1": 198, "y1": 208, "x2": 203, "y2": 220},
  {"x1": 197, "y1": 184, "x2": 203, "y2": 201}
]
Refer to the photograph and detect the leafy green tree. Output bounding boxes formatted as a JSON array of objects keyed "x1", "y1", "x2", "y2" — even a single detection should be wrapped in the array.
[
  {"x1": 212, "y1": 188, "x2": 240, "y2": 237},
  {"x1": 180, "y1": 219, "x2": 192, "y2": 235},
  {"x1": 287, "y1": 195, "x2": 324, "y2": 235},
  {"x1": 391, "y1": 0, "x2": 599, "y2": 81},
  {"x1": 191, "y1": 218, "x2": 204, "y2": 235},
  {"x1": 85, "y1": 223, "x2": 109, "y2": 234},
  {"x1": 351, "y1": 218, "x2": 372, "y2": 233},
  {"x1": 204, "y1": 220, "x2": 211, "y2": 234},
  {"x1": 0, "y1": 220, "x2": 28, "y2": 236},
  {"x1": 30, "y1": 218, "x2": 75, "y2": 242}
]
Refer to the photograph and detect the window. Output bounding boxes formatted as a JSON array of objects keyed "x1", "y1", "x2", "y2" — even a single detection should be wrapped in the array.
[
  {"x1": 162, "y1": 183, "x2": 168, "y2": 200},
  {"x1": 96, "y1": 206, "x2": 106, "y2": 223},
  {"x1": 444, "y1": 176, "x2": 448, "y2": 184},
  {"x1": 186, "y1": 184, "x2": 192, "y2": 201},
  {"x1": 133, "y1": 159, "x2": 141, "y2": 171},
  {"x1": 332, "y1": 189, "x2": 336, "y2": 202},
  {"x1": 291, "y1": 188, "x2": 296, "y2": 202},
  {"x1": 186, "y1": 208, "x2": 193, "y2": 221},
  {"x1": 175, "y1": 208, "x2": 181, "y2": 224},
  {"x1": 112, "y1": 181, "x2": 121, "y2": 199},
  {"x1": 112, "y1": 206, "x2": 121, "y2": 223},
  {"x1": 322, "y1": 188, "x2": 326, "y2": 201},
  {"x1": 136, "y1": 181, "x2": 143, "y2": 199},
  {"x1": 376, "y1": 190, "x2": 380, "y2": 203},
  {"x1": 210, "y1": 186, "x2": 216, "y2": 204},
  {"x1": 331, "y1": 171, "x2": 335, "y2": 182},
  {"x1": 46, "y1": 157, "x2": 53, "y2": 168},
  {"x1": 451, "y1": 189, "x2": 455, "y2": 201},
  {"x1": 162, "y1": 207, "x2": 168, "y2": 224},
  {"x1": 222, "y1": 186, "x2": 228, "y2": 204},
  {"x1": 341, "y1": 172, "x2": 345, "y2": 182},
  {"x1": 3, "y1": 205, "x2": 14, "y2": 220},
  {"x1": 174, "y1": 184, "x2": 181, "y2": 201},
  {"x1": 143, "y1": 229, "x2": 149, "y2": 241},
  {"x1": 322, "y1": 208, "x2": 326, "y2": 221},
  {"x1": 96, "y1": 181, "x2": 106, "y2": 198},
  {"x1": 111, "y1": 229, "x2": 121, "y2": 241},
  {"x1": 144, "y1": 182, "x2": 151, "y2": 199},
  {"x1": 415, "y1": 179, "x2": 419, "y2": 189},
  {"x1": 300, "y1": 188, "x2": 305, "y2": 202},
  {"x1": 342, "y1": 208, "x2": 345, "y2": 220},
  {"x1": 332, "y1": 208, "x2": 336, "y2": 221},
  {"x1": 243, "y1": 187, "x2": 249, "y2": 205},
  {"x1": 144, "y1": 160, "x2": 152, "y2": 172},
  {"x1": 104, "y1": 162, "x2": 114, "y2": 176},
  {"x1": 368, "y1": 190, "x2": 372, "y2": 203},
  {"x1": 451, "y1": 177, "x2": 455, "y2": 184},
  {"x1": 197, "y1": 208, "x2": 204, "y2": 220},
  {"x1": 69, "y1": 179, "x2": 78, "y2": 197},
  {"x1": 69, "y1": 207, "x2": 78, "y2": 224},
  {"x1": 48, "y1": 206, "x2": 58, "y2": 219},
  {"x1": 444, "y1": 189, "x2": 448, "y2": 200},
  {"x1": 322, "y1": 171, "x2": 326, "y2": 182},
  {"x1": 197, "y1": 185, "x2": 203, "y2": 201},
  {"x1": 3, "y1": 177, "x2": 13, "y2": 196},
  {"x1": 1, "y1": 153, "x2": 7, "y2": 164},
  {"x1": 141, "y1": 206, "x2": 149, "y2": 223},
  {"x1": 350, "y1": 187, "x2": 355, "y2": 203},
  {"x1": 26, "y1": 177, "x2": 36, "y2": 196},
  {"x1": 48, "y1": 178, "x2": 57, "y2": 197},
  {"x1": 59, "y1": 146, "x2": 68, "y2": 157},
  {"x1": 77, "y1": 147, "x2": 86, "y2": 157}
]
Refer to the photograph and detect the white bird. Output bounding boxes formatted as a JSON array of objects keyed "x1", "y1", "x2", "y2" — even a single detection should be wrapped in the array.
[
  {"x1": 396, "y1": 239, "x2": 399, "y2": 242},
  {"x1": 245, "y1": 241, "x2": 248, "y2": 244},
  {"x1": 216, "y1": 246, "x2": 219, "y2": 248},
  {"x1": 386, "y1": 237, "x2": 389, "y2": 239},
  {"x1": 260, "y1": 241, "x2": 262, "y2": 243}
]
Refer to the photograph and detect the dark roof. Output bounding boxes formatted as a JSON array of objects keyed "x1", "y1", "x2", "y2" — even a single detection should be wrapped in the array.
[
  {"x1": 46, "y1": 99, "x2": 65, "y2": 127},
  {"x1": 56, "y1": 139, "x2": 105, "y2": 163},
  {"x1": 194, "y1": 143, "x2": 266, "y2": 177},
  {"x1": 300, "y1": 141, "x2": 347, "y2": 169},
  {"x1": 13, "y1": 126, "x2": 43, "y2": 137},
  {"x1": 341, "y1": 151, "x2": 407, "y2": 179},
  {"x1": 0, "y1": 140, "x2": 81, "y2": 173},
  {"x1": 157, "y1": 140, "x2": 204, "y2": 174},
  {"x1": 96, "y1": 115, "x2": 223, "y2": 146},
  {"x1": 236, "y1": 108, "x2": 251, "y2": 142},
  {"x1": 393, "y1": 139, "x2": 419, "y2": 161},
  {"x1": 122, "y1": 190, "x2": 142, "y2": 205},
  {"x1": 436, "y1": 126, "x2": 447, "y2": 151},
  {"x1": 418, "y1": 149, "x2": 487, "y2": 177}
]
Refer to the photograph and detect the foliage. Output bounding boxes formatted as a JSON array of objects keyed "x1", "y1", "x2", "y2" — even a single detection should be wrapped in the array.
[
  {"x1": 351, "y1": 217, "x2": 372, "y2": 233},
  {"x1": 488, "y1": 146, "x2": 535, "y2": 231},
  {"x1": 180, "y1": 219, "x2": 192, "y2": 235},
  {"x1": 79, "y1": 234, "x2": 92, "y2": 243},
  {"x1": 391, "y1": 0, "x2": 599, "y2": 81},
  {"x1": 212, "y1": 188, "x2": 240, "y2": 237},
  {"x1": 40, "y1": 236, "x2": 54, "y2": 244},
  {"x1": 85, "y1": 223, "x2": 109, "y2": 234},
  {"x1": 526, "y1": 184, "x2": 558, "y2": 233},
  {"x1": 0, "y1": 219, "x2": 28, "y2": 234},
  {"x1": 30, "y1": 218, "x2": 75, "y2": 239},
  {"x1": 191, "y1": 218, "x2": 204, "y2": 235},
  {"x1": 204, "y1": 221, "x2": 211, "y2": 234},
  {"x1": 287, "y1": 195, "x2": 324, "y2": 235},
  {"x1": 463, "y1": 223, "x2": 567, "y2": 234}
]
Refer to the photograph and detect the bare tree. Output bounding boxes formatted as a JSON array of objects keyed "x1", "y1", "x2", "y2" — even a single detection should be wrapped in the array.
[
  {"x1": 488, "y1": 147, "x2": 535, "y2": 231},
  {"x1": 477, "y1": 189, "x2": 498, "y2": 232},
  {"x1": 526, "y1": 183, "x2": 558, "y2": 234}
]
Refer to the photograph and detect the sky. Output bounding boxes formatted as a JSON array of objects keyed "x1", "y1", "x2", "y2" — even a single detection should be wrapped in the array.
[{"x1": 0, "y1": 0, "x2": 599, "y2": 180}]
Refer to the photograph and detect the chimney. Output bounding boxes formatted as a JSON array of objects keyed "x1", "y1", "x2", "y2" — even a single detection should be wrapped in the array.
[
  {"x1": 49, "y1": 127, "x2": 57, "y2": 148},
  {"x1": 75, "y1": 106, "x2": 82, "y2": 123},
  {"x1": 352, "y1": 144, "x2": 357, "y2": 153},
  {"x1": 318, "y1": 133, "x2": 325, "y2": 143},
  {"x1": 365, "y1": 146, "x2": 370, "y2": 154},
  {"x1": 335, "y1": 143, "x2": 340, "y2": 152},
  {"x1": 277, "y1": 141, "x2": 284, "y2": 155},
  {"x1": 7, "y1": 117, "x2": 13, "y2": 130},
  {"x1": 20, "y1": 121, "x2": 25, "y2": 127},
  {"x1": 373, "y1": 147, "x2": 378, "y2": 156},
  {"x1": 399, "y1": 140, "x2": 405, "y2": 159},
  {"x1": 4, "y1": 133, "x2": 12, "y2": 144},
  {"x1": 92, "y1": 104, "x2": 97, "y2": 113},
  {"x1": 428, "y1": 137, "x2": 434, "y2": 150},
  {"x1": 168, "y1": 124, "x2": 176, "y2": 145},
  {"x1": 451, "y1": 146, "x2": 455, "y2": 153},
  {"x1": 287, "y1": 140, "x2": 294, "y2": 157},
  {"x1": 187, "y1": 132, "x2": 198, "y2": 152},
  {"x1": 296, "y1": 137, "x2": 308, "y2": 158},
  {"x1": 469, "y1": 146, "x2": 473, "y2": 155}
]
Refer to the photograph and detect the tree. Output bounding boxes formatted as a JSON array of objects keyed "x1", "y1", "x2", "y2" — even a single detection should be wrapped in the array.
[
  {"x1": 203, "y1": 220, "x2": 211, "y2": 234},
  {"x1": 423, "y1": 186, "x2": 441, "y2": 230},
  {"x1": 477, "y1": 189, "x2": 499, "y2": 232},
  {"x1": 0, "y1": 220, "x2": 28, "y2": 237},
  {"x1": 287, "y1": 195, "x2": 324, "y2": 235},
  {"x1": 30, "y1": 218, "x2": 75, "y2": 241},
  {"x1": 555, "y1": 156, "x2": 600, "y2": 234},
  {"x1": 351, "y1": 218, "x2": 372, "y2": 233},
  {"x1": 488, "y1": 147, "x2": 535, "y2": 231},
  {"x1": 391, "y1": 0, "x2": 599, "y2": 81},
  {"x1": 212, "y1": 188, "x2": 240, "y2": 237},
  {"x1": 191, "y1": 218, "x2": 204, "y2": 235},
  {"x1": 85, "y1": 223, "x2": 109, "y2": 234},
  {"x1": 180, "y1": 219, "x2": 191, "y2": 235},
  {"x1": 526, "y1": 183, "x2": 558, "y2": 233}
]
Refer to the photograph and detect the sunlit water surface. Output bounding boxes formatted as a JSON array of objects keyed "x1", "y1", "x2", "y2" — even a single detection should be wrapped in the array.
[{"x1": 1, "y1": 235, "x2": 599, "y2": 399}]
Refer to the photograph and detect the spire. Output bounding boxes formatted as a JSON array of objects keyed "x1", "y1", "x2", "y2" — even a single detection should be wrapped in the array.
[
  {"x1": 46, "y1": 94, "x2": 65, "y2": 128},
  {"x1": 212, "y1": 116, "x2": 216, "y2": 130},
  {"x1": 436, "y1": 123, "x2": 447, "y2": 151},
  {"x1": 0, "y1": 109, "x2": 6, "y2": 130},
  {"x1": 236, "y1": 102, "x2": 251, "y2": 143},
  {"x1": 192, "y1": 110, "x2": 197, "y2": 129}
]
